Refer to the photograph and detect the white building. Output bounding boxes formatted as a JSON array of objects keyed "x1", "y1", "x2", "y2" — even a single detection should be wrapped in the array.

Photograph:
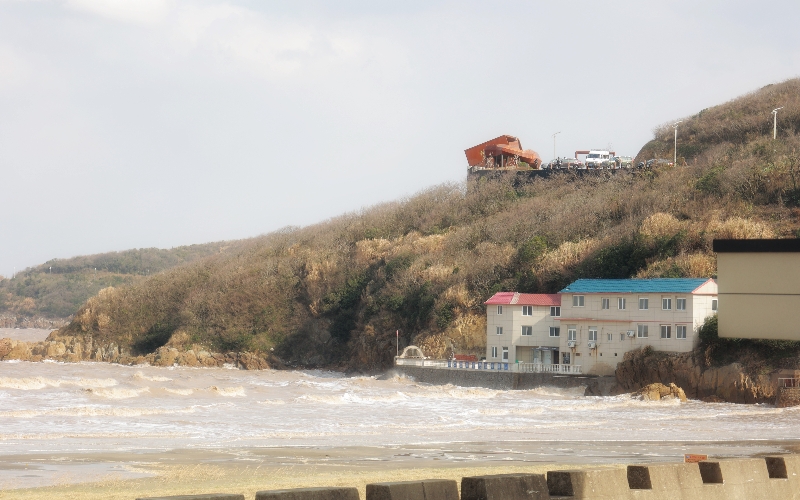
[
  {"x1": 485, "y1": 278, "x2": 718, "y2": 376},
  {"x1": 484, "y1": 292, "x2": 562, "y2": 365}
]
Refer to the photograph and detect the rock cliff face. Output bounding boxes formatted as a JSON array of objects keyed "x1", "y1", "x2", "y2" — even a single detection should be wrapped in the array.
[
  {"x1": 0, "y1": 333, "x2": 280, "y2": 370},
  {"x1": 615, "y1": 348, "x2": 796, "y2": 404}
]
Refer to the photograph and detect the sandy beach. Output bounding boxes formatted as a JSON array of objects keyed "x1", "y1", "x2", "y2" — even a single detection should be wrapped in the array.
[{"x1": 0, "y1": 460, "x2": 617, "y2": 500}]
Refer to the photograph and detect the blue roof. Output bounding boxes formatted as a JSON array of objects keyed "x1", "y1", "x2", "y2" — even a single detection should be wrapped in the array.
[{"x1": 560, "y1": 278, "x2": 711, "y2": 294}]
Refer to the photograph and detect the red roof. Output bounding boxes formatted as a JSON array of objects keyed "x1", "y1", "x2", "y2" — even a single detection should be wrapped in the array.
[{"x1": 484, "y1": 292, "x2": 561, "y2": 306}]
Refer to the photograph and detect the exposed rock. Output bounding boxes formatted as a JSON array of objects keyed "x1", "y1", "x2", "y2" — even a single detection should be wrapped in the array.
[
  {"x1": 615, "y1": 347, "x2": 791, "y2": 404},
  {"x1": 633, "y1": 382, "x2": 687, "y2": 402}
]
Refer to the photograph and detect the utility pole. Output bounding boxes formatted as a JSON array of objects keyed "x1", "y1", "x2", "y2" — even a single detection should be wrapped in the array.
[
  {"x1": 773, "y1": 107, "x2": 784, "y2": 140},
  {"x1": 552, "y1": 131, "x2": 561, "y2": 160},
  {"x1": 673, "y1": 121, "x2": 682, "y2": 166}
]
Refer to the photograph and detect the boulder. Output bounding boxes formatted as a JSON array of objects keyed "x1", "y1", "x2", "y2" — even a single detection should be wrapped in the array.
[{"x1": 633, "y1": 382, "x2": 687, "y2": 402}]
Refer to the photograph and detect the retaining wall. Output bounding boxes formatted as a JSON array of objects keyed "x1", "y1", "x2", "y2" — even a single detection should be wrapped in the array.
[
  {"x1": 394, "y1": 365, "x2": 617, "y2": 396},
  {"x1": 138, "y1": 454, "x2": 800, "y2": 500}
]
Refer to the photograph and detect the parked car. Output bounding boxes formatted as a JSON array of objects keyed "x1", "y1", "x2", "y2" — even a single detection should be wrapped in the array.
[
  {"x1": 645, "y1": 158, "x2": 674, "y2": 168},
  {"x1": 636, "y1": 161, "x2": 646, "y2": 169},
  {"x1": 544, "y1": 157, "x2": 583, "y2": 169},
  {"x1": 585, "y1": 150, "x2": 613, "y2": 169},
  {"x1": 614, "y1": 156, "x2": 633, "y2": 168}
]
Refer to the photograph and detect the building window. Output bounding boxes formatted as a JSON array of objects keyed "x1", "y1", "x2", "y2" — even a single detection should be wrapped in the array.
[
  {"x1": 497, "y1": 305, "x2": 503, "y2": 315},
  {"x1": 550, "y1": 306, "x2": 561, "y2": 317},
  {"x1": 607, "y1": 333, "x2": 613, "y2": 341},
  {"x1": 491, "y1": 346, "x2": 498, "y2": 358},
  {"x1": 522, "y1": 305, "x2": 532, "y2": 316},
  {"x1": 660, "y1": 325, "x2": 672, "y2": 339},
  {"x1": 602, "y1": 298, "x2": 610, "y2": 309},
  {"x1": 588, "y1": 327, "x2": 598, "y2": 341},
  {"x1": 676, "y1": 298, "x2": 686, "y2": 310},
  {"x1": 568, "y1": 326, "x2": 577, "y2": 341},
  {"x1": 620, "y1": 333, "x2": 625, "y2": 341},
  {"x1": 496, "y1": 326, "x2": 503, "y2": 335},
  {"x1": 562, "y1": 352, "x2": 571, "y2": 364},
  {"x1": 573, "y1": 295, "x2": 584, "y2": 307},
  {"x1": 637, "y1": 324, "x2": 649, "y2": 338},
  {"x1": 662, "y1": 298, "x2": 672, "y2": 310},
  {"x1": 549, "y1": 327, "x2": 560, "y2": 337},
  {"x1": 521, "y1": 326, "x2": 532, "y2": 336},
  {"x1": 712, "y1": 299, "x2": 718, "y2": 311},
  {"x1": 676, "y1": 325, "x2": 687, "y2": 339},
  {"x1": 502, "y1": 347, "x2": 509, "y2": 361},
  {"x1": 618, "y1": 298, "x2": 626, "y2": 310},
  {"x1": 639, "y1": 298, "x2": 649, "y2": 310}
]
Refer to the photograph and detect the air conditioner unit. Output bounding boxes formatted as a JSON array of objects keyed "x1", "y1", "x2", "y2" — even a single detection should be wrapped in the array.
[
  {"x1": 588, "y1": 341, "x2": 596, "y2": 349},
  {"x1": 626, "y1": 331, "x2": 635, "y2": 337},
  {"x1": 567, "y1": 341, "x2": 576, "y2": 348}
]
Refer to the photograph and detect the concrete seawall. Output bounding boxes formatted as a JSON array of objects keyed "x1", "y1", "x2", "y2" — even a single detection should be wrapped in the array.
[
  {"x1": 138, "y1": 454, "x2": 800, "y2": 500},
  {"x1": 393, "y1": 365, "x2": 617, "y2": 396}
]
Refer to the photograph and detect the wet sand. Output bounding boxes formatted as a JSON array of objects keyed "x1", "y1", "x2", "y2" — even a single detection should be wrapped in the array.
[{"x1": 2, "y1": 440, "x2": 800, "y2": 498}]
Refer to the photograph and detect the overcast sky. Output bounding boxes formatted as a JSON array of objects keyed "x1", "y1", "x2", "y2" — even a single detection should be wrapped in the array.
[{"x1": 1, "y1": 0, "x2": 799, "y2": 276}]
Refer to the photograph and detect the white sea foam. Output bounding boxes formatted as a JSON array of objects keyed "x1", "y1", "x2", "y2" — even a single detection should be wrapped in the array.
[
  {"x1": 0, "y1": 376, "x2": 118, "y2": 390},
  {"x1": 1, "y1": 360, "x2": 799, "y2": 457},
  {"x1": 209, "y1": 385, "x2": 246, "y2": 397},
  {"x1": 165, "y1": 388, "x2": 194, "y2": 396},
  {"x1": 133, "y1": 371, "x2": 172, "y2": 382},
  {"x1": 86, "y1": 387, "x2": 150, "y2": 399}
]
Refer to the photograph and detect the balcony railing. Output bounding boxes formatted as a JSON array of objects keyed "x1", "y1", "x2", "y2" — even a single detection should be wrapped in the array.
[
  {"x1": 394, "y1": 357, "x2": 582, "y2": 374},
  {"x1": 778, "y1": 378, "x2": 800, "y2": 388}
]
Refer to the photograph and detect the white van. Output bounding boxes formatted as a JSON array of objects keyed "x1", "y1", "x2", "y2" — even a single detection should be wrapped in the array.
[{"x1": 585, "y1": 150, "x2": 613, "y2": 169}]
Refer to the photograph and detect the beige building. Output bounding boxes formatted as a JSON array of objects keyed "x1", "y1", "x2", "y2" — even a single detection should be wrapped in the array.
[
  {"x1": 715, "y1": 239, "x2": 800, "y2": 340},
  {"x1": 485, "y1": 279, "x2": 718, "y2": 376},
  {"x1": 484, "y1": 292, "x2": 562, "y2": 364}
]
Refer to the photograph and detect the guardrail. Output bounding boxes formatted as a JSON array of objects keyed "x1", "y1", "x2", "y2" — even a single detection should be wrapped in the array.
[
  {"x1": 394, "y1": 358, "x2": 582, "y2": 374},
  {"x1": 778, "y1": 377, "x2": 800, "y2": 388}
]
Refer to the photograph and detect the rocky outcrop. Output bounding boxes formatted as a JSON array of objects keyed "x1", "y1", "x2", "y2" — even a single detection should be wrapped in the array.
[
  {"x1": 0, "y1": 333, "x2": 283, "y2": 370},
  {"x1": 632, "y1": 382, "x2": 687, "y2": 402},
  {"x1": 615, "y1": 348, "x2": 798, "y2": 404}
]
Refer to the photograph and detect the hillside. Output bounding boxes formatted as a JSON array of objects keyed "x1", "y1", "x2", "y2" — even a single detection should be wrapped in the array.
[
  {"x1": 0, "y1": 242, "x2": 234, "y2": 322},
  {"x1": 46, "y1": 79, "x2": 800, "y2": 371}
]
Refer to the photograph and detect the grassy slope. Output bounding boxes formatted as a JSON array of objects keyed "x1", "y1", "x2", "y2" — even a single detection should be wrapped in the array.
[
  {"x1": 0, "y1": 242, "x2": 233, "y2": 319},
  {"x1": 58, "y1": 79, "x2": 800, "y2": 370}
]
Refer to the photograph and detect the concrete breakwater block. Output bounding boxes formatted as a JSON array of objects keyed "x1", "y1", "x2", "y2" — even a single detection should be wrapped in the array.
[
  {"x1": 256, "y1": 487, "x2": 361, "y2": 500},
  {"x1": 136, "y1": 495, "x2": 245, "y2": 500},
  {"x1": 461, "y1": 473, "x2": 550, "y2": 500},
  {"x1": 367, "y1": 479, "x2": 458, "y2": 500},
  {"x1": 547, "y1": 468, "x2": 631, "y2": 498}
]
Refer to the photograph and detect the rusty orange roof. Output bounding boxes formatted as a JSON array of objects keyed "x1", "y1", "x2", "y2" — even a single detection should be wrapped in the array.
[
  {"x1": 485, "y1": 292, "x2": 561, "y2": 306},
  {"x1": 465, "y1": 135, "x2": 541, "y2": 167}
]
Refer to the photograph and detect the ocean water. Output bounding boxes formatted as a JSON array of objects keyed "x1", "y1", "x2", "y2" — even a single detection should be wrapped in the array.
[{"x1": 1, "y1": 360, "x2": 799, "y2": 487}]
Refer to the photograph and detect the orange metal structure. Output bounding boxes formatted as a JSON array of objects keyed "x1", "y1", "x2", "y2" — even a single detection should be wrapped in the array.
[{"x1": 465, "y1": 135, "x2": 542, "y2": 169}]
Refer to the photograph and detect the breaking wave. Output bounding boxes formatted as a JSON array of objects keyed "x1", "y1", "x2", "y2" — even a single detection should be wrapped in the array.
[{"x1": 0, "y1": 376, "x2": 118, "y2": 390}]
